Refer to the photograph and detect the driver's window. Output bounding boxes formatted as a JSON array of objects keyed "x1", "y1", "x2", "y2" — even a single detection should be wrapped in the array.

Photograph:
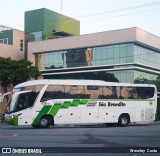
[
  {"x1": 15, "y1": 92, "x2": 38, "y2": 111},
  {"x1": 16, "y1": 94, "x2": 29, "y2": 111}
]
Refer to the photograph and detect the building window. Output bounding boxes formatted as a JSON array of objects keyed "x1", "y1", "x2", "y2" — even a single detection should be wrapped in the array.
[
  {"x1": 0, "y1": 38, "x2": 9, "y2": 44},
  {"x1": 36, "y1": 43, "x2": 160, "y2": 71},
  {"x1": 20, "y1": 39, "x2": 23, "y2": 51},
  {"x1": 31, "y1": 31, "x2": 42, "y2": 41}
]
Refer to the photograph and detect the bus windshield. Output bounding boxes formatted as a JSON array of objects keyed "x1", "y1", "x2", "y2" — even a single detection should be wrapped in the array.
[
  {"x1": 6, "y1": 91, "x2": 38, "y2": 113},
  {"x1": 5, "y1": 84, "x2": 44, "y2": 113}
]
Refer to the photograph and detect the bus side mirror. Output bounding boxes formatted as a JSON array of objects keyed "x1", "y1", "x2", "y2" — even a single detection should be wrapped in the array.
[
  {"x1": 0, "y1": 93, "x2": 2, "y2": 102},
  {"x1": 0, "y1": 92, "x2": 12, "y2": 102}
]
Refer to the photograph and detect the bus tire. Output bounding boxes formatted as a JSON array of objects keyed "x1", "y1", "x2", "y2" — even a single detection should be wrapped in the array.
[
  {"x1": 39, "y1": 116, "x2": 51, "y2": 128},
  {"x1": 118, "y1": 114, "x2": 130, "y2": 127}
]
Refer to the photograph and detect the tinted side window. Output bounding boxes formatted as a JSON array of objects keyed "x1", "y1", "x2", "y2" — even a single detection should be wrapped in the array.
[
  {"x1": 137, "y1": 87, "x2": 155, "y2": 99},
  {"x1": 65, "y1": 85, "x2": 85, "y2": 99},
  {"x1": 118, "y1": 86, "x2": 154, "y2": 99},
  {"x1": 41, "y1": 85, "x2": 65, "y2": 101},
  {"x1": 86, "y1": 86, "x2": 102, "y2": 99},
  {"x1": 102, "y1": 86, "x2": 118, "y2": 99},
  {"x1": 118, "y1": 87, "x2": 138, "y2": 99}
]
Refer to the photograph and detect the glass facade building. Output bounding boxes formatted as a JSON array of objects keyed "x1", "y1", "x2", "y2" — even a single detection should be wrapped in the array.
[
  {"x1": 28, "y1": 27, "x2": 160, "y2": 91},
  {"x1": 36, "y1": 43, "x2": 160, "y2": 85},
  {"x1": 37, "y1": 43, "x2": 160, "y2": 70},
  {"x1": 37, "y1": 43, "x2": 133, "y2": 69}
]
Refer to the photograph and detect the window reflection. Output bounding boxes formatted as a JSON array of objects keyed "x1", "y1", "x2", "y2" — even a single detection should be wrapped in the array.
[
  {"x1": 37, "y1": 43, "x2": 160, "y2": 72},
  {"x1": 31, "y1": 31, "x2": 42, "y2": 41},
  {"x1": 41, "y1": 84, "x2": 155, "y2": 101},
  {"x1": 85, "y1": 48, "x2": 93, "y2": 66}
]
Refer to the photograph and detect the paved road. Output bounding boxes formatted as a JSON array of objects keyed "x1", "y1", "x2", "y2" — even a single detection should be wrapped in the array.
[{"x1": 0, "y1": 122, "x2": 160, "y2": 155}]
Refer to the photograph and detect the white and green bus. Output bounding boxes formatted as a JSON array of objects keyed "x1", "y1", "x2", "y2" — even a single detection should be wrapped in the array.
[{"x1": 0, "y1": 79, "x2": 157, "y2": 128}]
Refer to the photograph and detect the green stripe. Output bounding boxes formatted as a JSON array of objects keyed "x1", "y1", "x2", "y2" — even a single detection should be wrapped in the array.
[
  {"x1": 61, "y1": 101, "x2": 71, "y2": 108},
  {"x1": 70, "y1": 100, "x2": 80, "y2": 106},
  {"x1": 32, "y1": 98, "x2": 155, "y2": 126},
  {"x1": 48, "y1": 103, "x2": 62, "y2": 116},
  {"x1": 7, "y1": 116, "x2": 18, "y2": 126},
  {"x1": 32, "y1": 105, "x2": 52, "y2": 126},
  {"x1": 79, "y1": 99, "x2": 89, "y2": 105},
  {"x1": 47, "y1": 99, "x2": 88, "y2": 117},
  {"x1": 155, "y1": 113, "x2": 158, "y2": 121},
  {"x1": 32, "y1": 99, "x2": 88, "y2": 125}
]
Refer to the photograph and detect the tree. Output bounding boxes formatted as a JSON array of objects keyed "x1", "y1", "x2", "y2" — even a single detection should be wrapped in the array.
[
  {"x1": 0, "y1": 57, "x2": 40, "y2": 93},
  {"x1": 134, "y1": 75, "x2": 160, "y2": 92},
  {"x1": 92, "y1": 72, "x2": 119, "y2": 82}
]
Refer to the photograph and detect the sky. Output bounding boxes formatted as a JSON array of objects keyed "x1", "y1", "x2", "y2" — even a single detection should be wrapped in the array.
[{"x1": 0, "y1": 0, "x2": 160, "y2": 36}]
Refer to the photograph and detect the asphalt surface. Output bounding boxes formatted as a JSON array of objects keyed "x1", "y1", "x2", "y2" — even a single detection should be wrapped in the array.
[{"x1": 0, "y1": 122, "x2": 160, "y2": 155}]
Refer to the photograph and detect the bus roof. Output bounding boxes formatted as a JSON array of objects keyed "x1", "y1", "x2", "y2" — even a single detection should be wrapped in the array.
[{"x1": 14, "y1": 79, "x2": 156, "y2": 88}]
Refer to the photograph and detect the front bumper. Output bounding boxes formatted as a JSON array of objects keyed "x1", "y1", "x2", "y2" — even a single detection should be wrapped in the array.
[{"x1": 5, "y1": 114, "x2": 18, "y2": 125}]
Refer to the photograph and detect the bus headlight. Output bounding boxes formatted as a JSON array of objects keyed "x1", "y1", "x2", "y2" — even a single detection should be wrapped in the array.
[
  {"x1": 5, "y1": 114, "x2": 13, "y2": 121},
  {"x1": 11, "y1": 115, "x2": 15, "y2": 119}
]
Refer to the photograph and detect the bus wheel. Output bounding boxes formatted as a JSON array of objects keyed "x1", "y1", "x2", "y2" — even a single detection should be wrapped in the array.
[
  {"x1": 118, "y1": 114, "x2": 130, "y2": 127},
  {"x1": 39, "y1": 116, "x2": 51, "y2": 128}
]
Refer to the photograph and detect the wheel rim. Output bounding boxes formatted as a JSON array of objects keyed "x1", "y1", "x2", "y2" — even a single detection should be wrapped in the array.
[
  {"x1": 40, "y1": 118, "x2": 48, "y2": 127},
  {"x1": 121, "y1": 117, "x2": 127, "y2": 125}
]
